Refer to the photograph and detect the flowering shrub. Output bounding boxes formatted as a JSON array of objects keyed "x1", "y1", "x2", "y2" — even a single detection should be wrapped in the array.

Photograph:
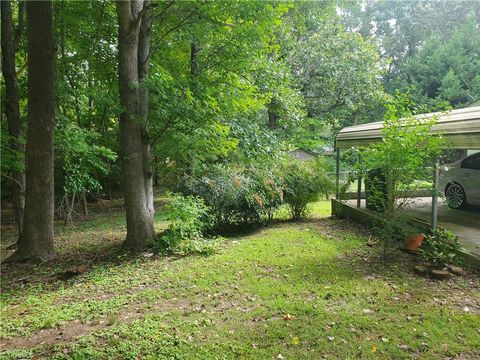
[
  {"x1": 180, "y1": 159, "x2": 333, "y2": 228},
  {"x1": 281, "y1": 160, "x2": 334, "y2": 218},
  {"x1": 181, "y1": 165, "x2": 283, "y2": 229}
]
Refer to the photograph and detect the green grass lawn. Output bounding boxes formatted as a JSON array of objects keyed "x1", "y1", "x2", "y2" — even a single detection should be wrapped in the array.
[{"x1": 1, "y1": 200, "x2": 479, "y2": 359}]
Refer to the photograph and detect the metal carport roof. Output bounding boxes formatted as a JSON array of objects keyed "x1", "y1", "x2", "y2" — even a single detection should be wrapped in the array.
[{"x1": 335, "y1": 106, "x2": 480, "y2": 149}]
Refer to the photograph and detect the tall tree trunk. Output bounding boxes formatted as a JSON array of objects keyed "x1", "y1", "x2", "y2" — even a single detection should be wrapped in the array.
[
  {"x1": 1, "y1": 0, "x2": 26, "y2": 239},
  {"x1": 116, "y1": 0, "x2": 155, "y2": 251},
  {"x1": 138, "y1": 0, "x2": 155, "y2": 217},
  {"x1": 11, "y1": 0, "x2": 55, "y2": 261}
]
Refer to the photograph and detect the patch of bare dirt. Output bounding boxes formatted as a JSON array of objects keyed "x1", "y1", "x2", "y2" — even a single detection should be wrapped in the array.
[
  {"x1": 0, "y1": 294, "x2": 188, "y2": 353},
  {"x1": 0, "y1": 285, "x2": 256, "y2": 353}
]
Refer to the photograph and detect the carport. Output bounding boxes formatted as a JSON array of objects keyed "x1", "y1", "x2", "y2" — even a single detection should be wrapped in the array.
[{"x1": 332, "y1": 106, "x2": 480, "y2": 262}]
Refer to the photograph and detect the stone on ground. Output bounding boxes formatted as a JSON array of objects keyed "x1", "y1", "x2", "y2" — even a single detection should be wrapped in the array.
[{"x1": 431, "y1": 269, "x2": 451, "y2": 280}]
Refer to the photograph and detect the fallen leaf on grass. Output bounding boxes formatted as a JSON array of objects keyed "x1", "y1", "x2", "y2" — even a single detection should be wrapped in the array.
[{"x1": 371, "y1": 344, "x2": 377, "y2": 353}]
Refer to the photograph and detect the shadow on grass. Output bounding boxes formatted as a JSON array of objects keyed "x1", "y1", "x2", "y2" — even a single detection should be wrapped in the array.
[
  {"x1": 214, "y1": 211, "x2": 350, "y2": 239},
  {"x1": 0, "y1": 210, "x2": 407, "y2": 300},
  {"x1": 1, "y1": 238, "x2": 126, "y2": 294},
  {"x1": 0, "y1": 198, "x2": 171, "y2": 295}
]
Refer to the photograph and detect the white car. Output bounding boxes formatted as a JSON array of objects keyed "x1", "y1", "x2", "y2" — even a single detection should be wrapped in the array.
[{"x1": 440, "y1": 152, "x2": 480, "y2": 209}]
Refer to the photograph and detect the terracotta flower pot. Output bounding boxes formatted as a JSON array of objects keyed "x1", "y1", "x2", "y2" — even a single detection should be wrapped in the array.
[{"x1": 405, "y1": 233, "x2": 425, "y2": 251}]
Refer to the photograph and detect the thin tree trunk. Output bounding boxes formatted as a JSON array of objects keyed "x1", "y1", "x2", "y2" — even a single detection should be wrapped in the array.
[
  {"x1": 82, "y1": 193, "x2": 88, "y2": 216},
  {"x1": 64, "y1": 192, "x2": 76, "y2": 226},
  {"x1": 11, "y1": 0, "x2": 55, "y2": 261},
  {"x1": 190, "y1": 41, "x2": 200, "y2": 79},
  {"x1": 116, "y1": 0, "x2": 155, "y2": 251},
  {"x1": 138, "y1": 0, "x2": 155, "y2": 217},
  {"x1": 1, "y1": 0, "x2": 26, "y2": 239}
]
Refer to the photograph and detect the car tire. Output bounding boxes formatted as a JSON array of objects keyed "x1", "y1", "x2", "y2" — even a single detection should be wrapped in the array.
[{"x1": 445, "y1": 183, "x2": 467, "y2": 209}]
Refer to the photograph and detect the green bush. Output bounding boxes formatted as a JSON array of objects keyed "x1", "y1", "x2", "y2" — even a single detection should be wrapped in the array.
[
  {"x1": 244, "y1": 166, "x2": 286, "y2": 221},
  {"x1": 282, "y1": 159, "x2": 334, "y2": 219},
  {"x1": 150, "y1": 194, "x2": 217, "y2": 254},
  {"x1": 181, "y1": 164, "x2": 284, "y2": 229},
  {"x1": 419, "y1": 228, "x2": 461, "y2": 267},
  {"x1": 180, "y1": 159, "x2": 334, "y2": 227}
]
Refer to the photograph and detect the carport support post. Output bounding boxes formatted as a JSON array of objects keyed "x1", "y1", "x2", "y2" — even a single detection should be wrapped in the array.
[
  {"x1": 431, "y1": 160, "x2": 440, "y2": 229},
  {"x1": 357, "y1": 153, "x2": 362, "y2": 208},
  {"x1": 335, "y1": 148, "x2": 340, "y2": 199}
]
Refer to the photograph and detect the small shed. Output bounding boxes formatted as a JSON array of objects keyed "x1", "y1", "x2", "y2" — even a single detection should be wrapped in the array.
[
  {"x1": 289, "y1": 148, "x2": 319, "y2": 161},
  {"x1": 333, "y1": 106, "x2": 480, "y2": 228}
]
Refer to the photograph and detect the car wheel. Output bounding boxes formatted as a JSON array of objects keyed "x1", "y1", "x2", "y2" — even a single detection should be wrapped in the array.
[{"x1": 445, "y1": 183, "x2": 467, "y2": 209}]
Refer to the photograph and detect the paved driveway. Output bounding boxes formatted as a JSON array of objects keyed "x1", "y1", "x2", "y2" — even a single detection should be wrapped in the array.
[{"x1": 407, "y1": 197, "x2": 480, "y2": 256}]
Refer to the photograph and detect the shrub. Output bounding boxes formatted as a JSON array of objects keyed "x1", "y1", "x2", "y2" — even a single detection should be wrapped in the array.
[
  {"x1": 150, "y1": 194, "x2": 216, "y2": 254},
  {"x1": 281, "y1": 159, "x2": 334, "y2": 219},
  {"x1": 181, "y1": 164, "x2": 284, "y2": 229},
  {"x1": 180, "y1": 159, "x2": 334, "y2": 226},
  {"x1": 244, "y1": 166, "x2": 286, "y2": 221},
  {"x1": 419, "y1": 228, "x2": 462, "y2": 268}
]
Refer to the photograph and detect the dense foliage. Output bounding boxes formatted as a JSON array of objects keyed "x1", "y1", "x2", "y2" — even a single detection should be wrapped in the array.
[
  {"x1": 151, "y1": 157, "x2": 333, "y2": 253},
  {"x1": 4, "y1": 0, "x2": 477, "y2": 200},
  {"x1": 181, "y1": 164, "x2": 283, "y2": 228},
  {"x1": 282, "y1": 160, "x2": 334, "y2": 219},
  {"x1": 180, "y1": 159, "x2": 334, "y2": 228},
  {"x1": 150, "y1": 194, "x2": 220, "y2": 255},
  {"x1": 419, "y1": 228, "x2": 462, "y2": 267},
  {"x1": 342, "y1": 0, "x2": 480, "y2": 110}
]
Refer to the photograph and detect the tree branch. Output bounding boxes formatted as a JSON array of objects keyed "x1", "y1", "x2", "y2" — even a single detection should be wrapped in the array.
[
  {"x1": 2, "y1": 174, "x2": 25, "y2": 191},
  {"x1": 146, "y1": 8, "x2": 199, "y2": 63},
  {"x1": 153, "y1": 0, "x2": 174, "y2": 21},
  {"x1": 157, "y1": 7, "x2": 199, "y2": 42},
  {"x1": 13, "y1": 0, "x2": 25, "y2": 51}
]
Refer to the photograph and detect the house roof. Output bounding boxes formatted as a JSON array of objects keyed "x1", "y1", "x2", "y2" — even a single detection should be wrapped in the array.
[
  {"x1": 289, "y1": 148, "x2": 320, "y2": 156},
  {"x1": 335, "y1": 106, "x2": 480, "y2": 150}
]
